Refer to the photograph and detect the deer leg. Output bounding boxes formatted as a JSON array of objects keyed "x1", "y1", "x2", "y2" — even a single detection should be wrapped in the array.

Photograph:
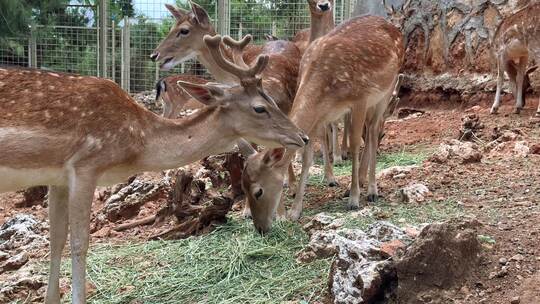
[
  {"x1": 45, "y1": 186, "x2": 69, "y2": 304},
  {"x1": 366, "y1": 118, "x2": 381, "y2": 203},
  {"x1": 358, "y1": 125, "x2": 370, "y2": 188},
  {"x1": 491, "y1": 57, "x2": 505, "y2": 114},
  {"x1": 332, "y1": 121, "x2": 342, "y2": 164},
  {"x1": 289, "y1": 142, "x2": 313, "y2": 221},
  {"x1": 341, "y1": 112, "x2": 351, "y2": 159},
  {"x1": 286, "y1": 163, "x2": 296, "y2": 193},
  {"x1": 321, "y1": 128, "x2": 338, "y2": 187},
  {"x1": 514, "y1": 58, "x2": 527, "y2": 113},
  {"x1": 68, "y1": 170, "x2": 97, "y2": 304},
  {"x1": 348, "y1": 106, "x2": 367, "y2": 210}
]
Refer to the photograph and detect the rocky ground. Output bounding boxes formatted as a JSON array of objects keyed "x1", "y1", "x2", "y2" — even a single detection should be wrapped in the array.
[{"x1": 0, "y1": 92, "x2": 539, "y2": 303}]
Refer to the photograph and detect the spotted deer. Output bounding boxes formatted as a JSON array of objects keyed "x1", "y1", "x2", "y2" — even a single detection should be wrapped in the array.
[
  {"x1": 0, "y1": 35, "x2": 308, "y2": 303},
  {"x1": 490, "y1": 2, "x2": 540, "y2": 116},
  {"x1": 241, "y1": 16, "x2": 405, "y2": 233},
  {"x1": 151, "y1": 3, "x2": 302, "y2": 210},
  {"x1": 156, "y1": 74, "x2": 208, "y2": 118}
]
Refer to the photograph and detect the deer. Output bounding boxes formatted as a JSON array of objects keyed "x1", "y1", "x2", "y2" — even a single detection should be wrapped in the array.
[
  {"x1": 151, "y1": 3, "x2": 303, "y2": 207},
  {"x1": 292, "y1": 0, "x2": 335, "y2": 54},
  {"x1": 155, "y1": 74, "x2": 208, "y2": 118},
  {"x1": 0, "y1": 34, "x2": 308, "y2": 303},
  {"x1": 489, "y1": 2, "x2": 540, "y2": 116},
  {"x1": 241, "y1": 15, "x2": 405, "y2": 233}
]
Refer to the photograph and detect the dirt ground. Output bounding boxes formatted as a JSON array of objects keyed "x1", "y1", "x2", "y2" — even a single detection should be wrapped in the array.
[{"x1": 1, "y1": 94, "x2": 539, "y2": 303}]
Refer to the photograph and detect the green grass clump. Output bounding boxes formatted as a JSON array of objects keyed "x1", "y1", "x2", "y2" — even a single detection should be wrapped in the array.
[
  {"x1": 309, "y1": 150, "x2": 427, "y2": 186},
  {"x1": 79, "y1": 219, "x2": 330, "y2": 304}
]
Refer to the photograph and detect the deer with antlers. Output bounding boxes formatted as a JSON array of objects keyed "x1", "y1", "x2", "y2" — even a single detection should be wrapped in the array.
[
  {"x1": 0, "y1": 34, "x2": 308, "y2": 303},
  {"x1": 241, "y1": 15, "x2": 404, "y2": 233},
  {"x1": 490, "y1": 2, "x2": 540, "y2": 116}
]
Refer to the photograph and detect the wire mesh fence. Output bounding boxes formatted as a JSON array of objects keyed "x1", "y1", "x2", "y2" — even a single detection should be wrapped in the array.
[{"x1": 0, "y1": 0, "x2": 356, "y2": 93}]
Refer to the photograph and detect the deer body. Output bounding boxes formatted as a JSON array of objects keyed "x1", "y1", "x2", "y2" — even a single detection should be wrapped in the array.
[
  {"x1": 1, "y1": 41, "x2": 307, "y2": 303},
  {"x1": 242, "y1": 16, "x2": 404, "y2": 232},
  {"x1": 490, "y1": 3, "x2": 540, "y2": 115}
]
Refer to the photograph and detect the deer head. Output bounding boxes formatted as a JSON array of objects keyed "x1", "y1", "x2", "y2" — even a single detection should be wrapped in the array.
[
  {"x1": 307, "y1": 0, "x2": 334, "y2": 15},
  {"x1": 150, "y1": 3, "x2": 214, "y2": 70},
  {"x1": 177, "y1": 35, "x2": 309, "y2": 148},
  {"x1": 383, "y1": 0, "x2": 411, "y2": 29},
  {"x1": 240, "y1": 146, "x2": 288, "y2": 234}
]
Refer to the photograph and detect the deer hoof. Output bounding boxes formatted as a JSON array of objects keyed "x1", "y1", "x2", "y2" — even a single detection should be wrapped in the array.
[
  {"x1": 490, "y1": 108, "x2": 498, "y2": 115},
  {"x1": 513, "y1": 108, "x2": 522, "y2": 114},
  {"x1": 327, "y1": 181, "x2": 339, "y2": 187},
  {"x1": 347, "y1": 197, "x2": 360, "y2": 210},
  {"x1": 288, "y1": 209, "x2": 302, "y2": 221},
  {"x1": 367, "y1": 194, "x2": 378, "y2": 203}
]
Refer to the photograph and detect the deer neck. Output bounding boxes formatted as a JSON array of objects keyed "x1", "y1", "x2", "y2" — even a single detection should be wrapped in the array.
[
  {"x1": 138, "y1": 107, "x2": 237, "y2": 170},
  {"x1": 197, "y1": 46, "x2": 238, "y2": 85},
  {"x1": 309, "y1": 13, "x2": 334, "y2": 42}
]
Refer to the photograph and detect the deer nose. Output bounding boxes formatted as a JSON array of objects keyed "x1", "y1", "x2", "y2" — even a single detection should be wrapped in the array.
[
  {"x1": 318, "y1": 3, "x2": 330, "y2": 11},
  {"x1": 150, "y1": 52, "x2": 160, "y2": 62},
  {"x1": 301, "y1": 135, "x2": 310, "y2": 144}
]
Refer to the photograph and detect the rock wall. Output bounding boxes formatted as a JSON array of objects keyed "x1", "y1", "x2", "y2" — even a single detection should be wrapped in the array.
[{"x1": 354, "y1": 0, "x2": 540, "y2": 95}]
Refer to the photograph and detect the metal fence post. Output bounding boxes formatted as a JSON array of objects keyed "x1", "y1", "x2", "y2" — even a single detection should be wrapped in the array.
[
  {"x1": 28, "y1": 26, "x2": 37, "y2": 68},
  {"x1": 111, "y1": 22, "x2": 116, "y2": 82},
  {"x1": 121, "y1": 17, "x2": 130, "y2": 93},
  {"x1": 217, "y1": 0, "x2": 230, "y2": 36},
  {"x1": 99, "y1": 0, "x2": 108, "y2": 78}
]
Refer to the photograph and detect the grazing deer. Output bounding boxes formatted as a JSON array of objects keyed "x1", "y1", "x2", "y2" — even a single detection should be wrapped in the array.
[
  {"x1": 241, "y1": 15, "x2": 405, "y2": 233},
  {"x1": 0, "y1": 35, "x2": 308, "y2": 303},
  {"x1": 156, "y1": 74, "x2": 208, "y2": 118},
  {"x1": 490, "y1": 2, "x2": 540, "y2": 116}
]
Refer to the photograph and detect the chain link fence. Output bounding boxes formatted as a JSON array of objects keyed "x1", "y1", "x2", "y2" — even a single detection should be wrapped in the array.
[{"x1": 0, "y1": 0, "x2": 356, "y2": 93}]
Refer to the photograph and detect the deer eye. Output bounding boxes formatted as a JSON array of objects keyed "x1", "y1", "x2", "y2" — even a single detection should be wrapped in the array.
[
  {"x1": 253, "y1": 106, "x2": 267, "y2": 114},
  {"x1": 254, "y1": 188, "x2": 263, "y2": 199},
  {"x1": 177, "y1": 28, "x2": 190, "y2": 37}
]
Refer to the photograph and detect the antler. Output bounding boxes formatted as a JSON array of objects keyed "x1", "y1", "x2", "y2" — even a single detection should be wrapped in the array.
[
  {"x1": 222, "y1": 34, "x2": 252, "y2": 69},
  {"x1": 203, "y1": 34, "x2": 269, "y2": 82}
]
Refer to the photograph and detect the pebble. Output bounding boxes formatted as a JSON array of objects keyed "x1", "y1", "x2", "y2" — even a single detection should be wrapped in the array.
[
  {"x1": 510, "y1": 296, "x2": 520, "y2": 304},
  {"x1": 511, "y1": 254, "x2": 525, "y2": 262},
  {"x1": 499, "y1": 257, "x2": 508, "y2": 265}
]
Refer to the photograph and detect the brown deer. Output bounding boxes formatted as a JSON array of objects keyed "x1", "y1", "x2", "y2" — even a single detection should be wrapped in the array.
[
  {"x1": 490, "y1": 2, "x2": 540, "y2": 116},
  {"x1": 0, "y1": 35, "x2": 308, "y2": 303},
  {"x1": 241, "y1": 15, "x2": 405, "y2": 233},
  {"x1": 156, "y1": 74, "x2": 207, "y2": 118},
  {"x1": 292, "y1": 0, "x2": 335, "y2": 54}
]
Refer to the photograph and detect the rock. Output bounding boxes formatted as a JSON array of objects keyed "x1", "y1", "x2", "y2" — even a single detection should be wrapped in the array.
[
  {"x1": 498, "y1": 257, "x2": 508, "y2": 265},
  {"x1": 98, "y1": 176, "x2": 166, "y2": 223},
  {"x1": 396, "y1": 220, "x2": 481, "y2": 302},
  {"x1": 303, "y1": 213, "x2": 343, "y2": 235},
  {"x1": 380, "y1": 240, "x2": 406, "y2": 257},
  {"x1": 430, "y1": 139, "x2": 482, "y2": 164},
  {"x1": 377, "y1": 165, "x2": 419, "y2": 180},
  {"x1": 510, "y1": 254, "x2": 525, "y2": 262},
  {"x1": 0, "y1": 214, "x2": 48, "y2": 252},
  {"x1": 367, "y1": 221, "x2": 413, "y2": 244},
  {"x1": 0, "y1": 264, "x2": 46, "y2": 302},
  {"x1": 0, "y1": 252, "x2": 28, "y2": 273},
  {"x1": 513, "y1": 141, "x2": 530, "y2": 158},
  {"x1": 0, "y1": 251, "x2": 8, "y2": 261},
  {"x1": 399, "y1": 183, "x2": 430, "y2": 203},
  {"x1": 397, "y1": 108, "x2": 425, "y2": 119},
  {"x1": 15, "y1": 186, "x2": 48, "y2": 208},
  {"x1": 459, "y1": 114, "x2": 484, "y2": 141},
  {"x1": 511, "y1": 296, "x2": 521, "y2": 304}
]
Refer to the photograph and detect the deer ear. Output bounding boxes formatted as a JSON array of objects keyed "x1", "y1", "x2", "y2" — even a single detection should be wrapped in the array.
[
  {"x1": 190, "y1": 2, "x2": 211, "y2": 28},
  {"x1": 383, "y1": 0, "x2": 394, "y2": 14},
  {"x1": 237, "y1": 139, "x2": 257, "y2": 157},
  {"x1": 165, "y1": 4, "x2": 188, "y2": 20},
  {"x1": 177, "y1": 81, "x2": 225, "y2": 106},
  {"x1": 262, "y1": 148, "x2": 285, "y2": 167}
]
